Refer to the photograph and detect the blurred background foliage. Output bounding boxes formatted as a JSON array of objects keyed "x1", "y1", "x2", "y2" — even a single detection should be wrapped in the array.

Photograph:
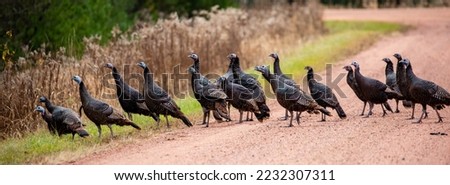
[
  {"x1": 0, "y1": 0, "x2": 448, "y2": 71},
  {"x1": 0, "y1": 0, "x2": 238, "y2": 70}
]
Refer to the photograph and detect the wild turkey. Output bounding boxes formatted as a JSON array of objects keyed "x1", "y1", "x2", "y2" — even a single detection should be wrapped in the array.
[
  {"x1": 344, "y1": 65, "x2": 392, "y2": 116},
  {"x1": 382, "y1": 58, "x2": 412, "y2": 113},
  {"x1": 216, "y1": 77, "x2": 265, "y2": 123},
  {"x1": 38, "y1": 97, "x2": 89, "y2": 139},
  {"x1": 394, "y1": 53, "x2": 423, "y2": 119},
  {"x1": 72, "y1": 76, "x2": 141, "y2": 138},
  {"x1": 34, "y1": 105, "x2": 57, "y2": 135},
  {"x1": 104, "y1": 63, "x2": 159, "y2": 123},
  {"x1": 228, "y1": 53, "x2": 270, "y2": 121},
  {"x1": 220, "y1": 55, "x2": 234, "y2": 121},
  {"x1": 351, "y1": 61, "x2": 396, "y2": 117},
  {"x1": 137, "y1": 62, "x2": 193, "y2": 128},
  {"x1": 219, "y1": 54, "x2": 254, "y2": 121},
  {"x1": 343, "y1": 65, "x2": 369, "y2": 115},
  {"x1": 255, "y1": 65, "x2": 331, "y2": 127},
  {"x1": 270, "y1": 53, "x2": 300, "y2": 120},
  {"x1": 305, "y1": 66, "x2": 346, "y2": 121},
  {"x1": 188, "y1": 53, "x2": 230, "y2": 122},
  {"x1": 188, "y1": 66, "x2": 229, "y2": 127},
  {"x1": 399, "y1": 59, "x2": 450, "y2": 123}
]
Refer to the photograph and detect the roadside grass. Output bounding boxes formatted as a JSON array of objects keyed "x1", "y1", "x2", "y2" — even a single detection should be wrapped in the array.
[{"x1": 0, "y1": 20, "x2": 406, "y2": 164}]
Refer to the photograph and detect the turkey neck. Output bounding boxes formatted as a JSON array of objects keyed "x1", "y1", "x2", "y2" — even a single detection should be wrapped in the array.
[
  {"x1": 259, "y1": 70, "x2": 271, "y2": 82},
  {"x1": 404, "y1": 63, "x2": 417, "y2": 83},
  {"x1": 306, "y1": 69, "x2": 315, "y2": 84},
  {"x1": 385, "y1": 62, "x2": 394, "y2": 76},
  {"x1": 44, "y1": 99, "x2": 56, "y2": 113},
  {"x1": 261, "y1": 70, "x2": 278, "y2": 91},
  {"x1": 266, "y1": 72, "x2": 279, "y2": 93},
  {"x1": 190, "y1": 70, "x2": 201, "y2": 87},
  {"x1": 193, "y1": 59, "x2": 200, "y2": 72},
  {"x1": 273, "y1": 57, "x2": 283, "y2": 75},
  {"x1": 78, "y1": 81, "x2": 92, "y2": 105},
  {"x1": 111, "y1": 67, "x2": 124, "y2": 95},
  {"x1": 346, "y1": 69, "x2": 353, "y2": 79},
  {"x1": 143, "y1": 66, "x2": 155, "y2": 89},
  {"x1": 346, "y1": 69, "x2": 354, "y2": 84},
  {"x1": 353, "y1": 65, "x2": 365, "y2": 86},
  {"x1": 231, "y1": 57, "x2": 243, "y2": 79},
  {"x1": 396, "y1": 62, "x2": 407, "y2": 85},
  {"x1": 353, "y1": 65, "x2": 362, "y2": 79}
]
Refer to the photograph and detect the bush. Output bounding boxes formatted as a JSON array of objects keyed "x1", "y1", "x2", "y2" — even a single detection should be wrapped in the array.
[
  {"x1": 0, "y1": 0, "x2": 137, "y2": 61},
  {"x1": 0, "y1": 0, "x2": 237, "y2": 71}
]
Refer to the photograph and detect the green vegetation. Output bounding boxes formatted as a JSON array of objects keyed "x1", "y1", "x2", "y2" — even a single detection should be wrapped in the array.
[
  {"x1": 0, "y1": 20, "x2": 406, "y2": 164},
  {"x1": 0, "y1": 0, "x2": 237, "y2": 70},
  {"x1": 280, "y1": 20, "x2": 406, "y2": 78}
]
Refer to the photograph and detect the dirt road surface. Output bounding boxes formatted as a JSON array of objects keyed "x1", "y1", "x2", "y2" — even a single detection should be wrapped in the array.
[{"x1": 73, "y1": 8, "x2": 450, "y2": 165}]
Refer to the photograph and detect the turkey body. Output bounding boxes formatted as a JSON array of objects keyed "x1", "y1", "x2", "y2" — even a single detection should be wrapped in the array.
[
  {"x1": 189, "y1": 65, "x2": 229, "y2": 127},
  {"x1": 255, "y1": 65, "x2": 330, "y2": 127},
  {"x1": 73, "y1": 76, "x2": 141, "y2": 138},
  {"x1": 351, "y1": 62, "x2": 395, "y2": 117},
  {"x1": 399, "y1": 59, "x2": 450, "y2": 123},
  {"x1": 305, "y1": 66, "x2": 346, "y2": 121},
  {"x1": 138, "y1": 62, "x2": 193, "y2": 128},
  {"x1": 38, "y1": 97, "x2": 89, "y2": 139},
  {"x1": 228, "y1": 53, "x2": 270, "y2": 121},
  {"x1": 105, "y1": 63, "x2": 159, "y2": 123}
]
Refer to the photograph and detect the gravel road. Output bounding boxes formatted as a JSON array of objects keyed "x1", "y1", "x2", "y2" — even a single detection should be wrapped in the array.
[{"x1": 72, "y1": 8, "x2": 450, "y2": 165}]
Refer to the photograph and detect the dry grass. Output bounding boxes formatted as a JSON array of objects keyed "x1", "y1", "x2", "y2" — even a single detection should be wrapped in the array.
[{"x1": 0, "y1": 3, "x2": 324, "y2": 139}]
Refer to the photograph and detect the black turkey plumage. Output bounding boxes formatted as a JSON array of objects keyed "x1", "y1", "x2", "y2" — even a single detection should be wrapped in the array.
[
  {"x1": 104, "y1": 63, "x2": 159, "y2": 123},
  {"x1": 255, "y1": 65, "x2": 331, "y2": 127},
  {"x1": 344, "y1": 65, "x2": 392, "y2": 116},
  {"x1": 305, "y1": 66, "x2": 346, "y2": 121},
  {"x1": 270, "y1": 53, "x2": 301, "y2": 120},
  {"x1": 137, "y1": 62, "x2": 193, "y2": 128},
  {"x1": 38, "y1": 97, "x2": 89, "y2": 139},
  {"x1": 351, "y1": 61, "x2": 395, "y2": 117},
  {"x1": 35, "y1": 105, "x2": 57, "y2": 135},
  {"x1": 72, "y1": 76, "x2": 141, "y2": 138},
  {"x1": 394, "y1": 53, "x2": 423, "y2": 119},
  {"x1": 343, "y1": 65, "x2": 369, "y2": 115},
  {"x1": 217, "y1": 55, "x2": 235, "y2": 119},
  {"x1": 382, "y1": 58, "x2": 411, "y2": 113},
  {"x1": 228, "y1": 53, "x2": 270, "y2": 121},
  {"x1": 188, "y1": 66, "x2": 230, "y2": 127},
  {"x1": 399, "y1": 59, "x2": 450, "y2": 123},
  {"x1": 216, "y1": 77, "x2": 265, "y2": 123},
  {"x1": 188, "y1": 53, "x2": 230, "y2": 123}
]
